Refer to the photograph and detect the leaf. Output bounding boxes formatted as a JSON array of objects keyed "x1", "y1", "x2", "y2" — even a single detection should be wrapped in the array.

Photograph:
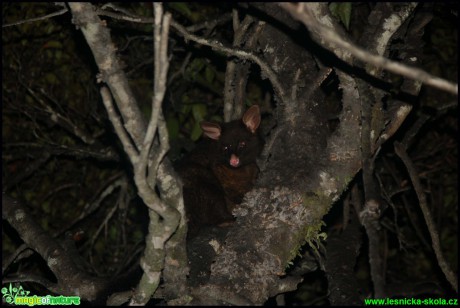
[
  {"x1": 166, "y1": 115, "x2": 180, "y2": 140},
  {"x1": 204, "y1": 66, "x2": 215, "y2": 84},
  {"x1": 180, "y1": 99, "x2": 192, "y2": 115},
  {"x1": 191, "y1": 103, "x2": 207, "y2": 122},
  {"x1": 46, "y1": 24, "x2": 55, "y2": 35},
  {"x1": 168, "y1": 3, "x2": 192, "y2": 19},
  {"x1": 167, "y1": 2, "x2": 202, "y2": 22},
  {"x1": 185, "y1": 58, "x2": 205, "y2": 81},
  {"x1": 329, "y1": 2, "x2": 352, "y2": 30},
  {"x1": 190, "y1": 121, "x2": 203, "y2": 141},
  {"x1": 43, "y1": 40, "x2": 62, "y2": 49}
]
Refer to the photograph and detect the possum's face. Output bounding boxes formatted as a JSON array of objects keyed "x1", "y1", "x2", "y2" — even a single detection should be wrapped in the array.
[{"x1": 201, "y1": 105, "x2": 263, "y2": 168}]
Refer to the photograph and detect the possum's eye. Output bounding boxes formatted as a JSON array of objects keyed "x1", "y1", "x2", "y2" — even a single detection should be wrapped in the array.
[{"x1": 222, "y1": 144, "x2": 232, "y2": 153}]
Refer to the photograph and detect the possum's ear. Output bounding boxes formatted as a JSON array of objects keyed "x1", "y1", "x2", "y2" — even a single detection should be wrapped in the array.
[
  {"x1": 242, "y1": 105, "x2": 261, "y2": 133},
  {"x1": 201, "y1": 121, "x2": 222, "y2": 140}
]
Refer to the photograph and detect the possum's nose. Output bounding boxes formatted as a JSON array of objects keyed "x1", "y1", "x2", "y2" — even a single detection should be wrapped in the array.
[{"x1": 229, "y1": 154, "x2": 240, "y2": 167}]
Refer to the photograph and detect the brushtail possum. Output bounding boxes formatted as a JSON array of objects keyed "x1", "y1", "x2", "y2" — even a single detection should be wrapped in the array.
[{"x1": 176, "y1": 105, "x2": 264, "y2": 238}]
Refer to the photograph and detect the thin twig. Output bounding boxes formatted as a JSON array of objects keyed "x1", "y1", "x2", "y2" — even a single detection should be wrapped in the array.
[
  {"x1": 394, "y1": 142, "x2": 458, "y2": 293},
  {"x1": 100, "y1": 87, "x2": 139, "y2": 162},
  {"x1": 2, "y1": 6, "x2": 68, "y2": 28},
  {"x1": 95, "y1": 6, "x2": 285, "y2": 100},
  {"x1": 170, "y1": 19, "x2": 286, "y2": 100}
]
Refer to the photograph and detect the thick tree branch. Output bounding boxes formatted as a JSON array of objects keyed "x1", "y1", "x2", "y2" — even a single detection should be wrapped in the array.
[
  {"x1": 2, "y1": 193, "x2": 107, "y2": 301},
  {"x1": 68, "y1": 3, "x2": 147, "y2": 150}
]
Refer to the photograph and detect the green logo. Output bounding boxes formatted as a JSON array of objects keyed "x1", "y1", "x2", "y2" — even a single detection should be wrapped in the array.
[
  {"x1": 2, "y1": 283, "x2": 81, "y2": 306},
  {"x1": 2, "y1": 284, "x2": 30, "y2": 304}
]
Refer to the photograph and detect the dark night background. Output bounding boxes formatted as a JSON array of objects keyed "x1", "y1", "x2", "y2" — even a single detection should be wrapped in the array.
[{"x1": 2, "y1": 3, "x2": 457, "y2": 305}]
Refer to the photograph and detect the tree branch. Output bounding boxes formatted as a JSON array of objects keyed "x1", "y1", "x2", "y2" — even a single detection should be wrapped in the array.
[
  {"x1": 2, "y1": 4, "x2": 68, "y2": 28},
  {"x1": 170, "y1": 19, "x2": 286, "y2": 101},
  {"x1": 394, "y1": 142, "x2": 458, "y2": 293},
  {"x1": 280, "y1": 3, "x2": 458, "y2": 95},
  {"x1": 69, "y1": 3, "x2": 183, "y2": 304},
  {"x1": 129, "y1": 4, "x2": 181, "y2": 305},
  {"x1": 2, "y1": 193, "x2": 107, "y2": 301}
]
